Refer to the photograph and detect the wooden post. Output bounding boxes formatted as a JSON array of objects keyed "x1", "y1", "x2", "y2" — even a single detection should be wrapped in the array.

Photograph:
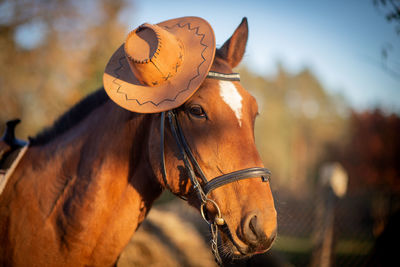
[{"x1": 311, "y1": 162, "x2": 348, "y2": 267}]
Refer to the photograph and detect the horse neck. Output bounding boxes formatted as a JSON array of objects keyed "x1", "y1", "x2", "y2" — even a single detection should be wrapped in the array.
[{"x1": 15, "y1": 100, "x2": 162, "y2": 255}]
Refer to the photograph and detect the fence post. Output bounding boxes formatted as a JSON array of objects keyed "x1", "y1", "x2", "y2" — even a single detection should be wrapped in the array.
[{"x1": 311, "y1": 162, "x2": 348, "y2": 267}]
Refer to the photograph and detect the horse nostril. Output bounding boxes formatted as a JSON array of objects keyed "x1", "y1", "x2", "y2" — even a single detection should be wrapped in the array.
[
  {"x1": 249, "y1": 215, "x2": 258, "y2": 237},
  {"x1": 243, "y1": 213, "x2": 260, "y2": 243},
  {"x1": 242, "y1": 211, "x2": 277, "y2": 252}
]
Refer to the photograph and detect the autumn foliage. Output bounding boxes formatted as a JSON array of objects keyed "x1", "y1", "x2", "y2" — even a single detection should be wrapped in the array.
[{"x1": 336, "y1": 110, "x2": 400, "y2": 193}]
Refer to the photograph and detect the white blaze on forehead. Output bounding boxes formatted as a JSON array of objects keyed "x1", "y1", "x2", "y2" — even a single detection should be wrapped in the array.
[{"x1": 218, "y1": 80, "x2": 243, "y2": 127}]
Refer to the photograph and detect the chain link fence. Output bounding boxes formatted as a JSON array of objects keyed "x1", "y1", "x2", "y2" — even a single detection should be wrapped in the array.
[{"x1": 271, "y1": 190, "x2": 376, "y2": 267}]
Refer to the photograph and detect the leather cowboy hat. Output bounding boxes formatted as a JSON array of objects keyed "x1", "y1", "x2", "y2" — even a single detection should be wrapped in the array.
[{"x1": 103, "y1": 16, "x2": 216, "y2": 113}]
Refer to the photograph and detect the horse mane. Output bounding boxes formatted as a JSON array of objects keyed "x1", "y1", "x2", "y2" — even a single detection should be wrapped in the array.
[{"x1": 30, "y1": 88, "x2": 109, "y2": 146}]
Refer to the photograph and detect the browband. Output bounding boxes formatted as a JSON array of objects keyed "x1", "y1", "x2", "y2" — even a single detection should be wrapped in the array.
[{"x1": 207, "y1": 71, "x2": 240, "y2": 81}]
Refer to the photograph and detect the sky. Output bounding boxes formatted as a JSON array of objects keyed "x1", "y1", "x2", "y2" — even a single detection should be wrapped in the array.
[{"x1": 119, "y1": 0, "x2": 400, "y2": 113}]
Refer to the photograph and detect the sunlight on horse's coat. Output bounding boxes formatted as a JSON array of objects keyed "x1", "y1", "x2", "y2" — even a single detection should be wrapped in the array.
[{"x1": 219, "y1": 80, "x2": 243, "y2": 127}]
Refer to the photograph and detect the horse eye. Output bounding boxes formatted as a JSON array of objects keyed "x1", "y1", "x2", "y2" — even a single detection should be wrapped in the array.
[{"x1": 188, "y1": 105, "x2": 206, "y2": 118}]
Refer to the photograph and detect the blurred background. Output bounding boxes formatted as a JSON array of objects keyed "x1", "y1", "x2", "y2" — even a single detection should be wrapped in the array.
[{"x1": 1, "y1": 0, "x2": 399, "y2": 266}]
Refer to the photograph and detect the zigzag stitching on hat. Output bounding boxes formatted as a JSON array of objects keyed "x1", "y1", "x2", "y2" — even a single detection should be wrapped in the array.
[
  {"x1": 111, "y1": 21, "x2": 209, "y2": 109},
  {"x1": 112, "y1": 55, "x2": 128, "y2": 101}
]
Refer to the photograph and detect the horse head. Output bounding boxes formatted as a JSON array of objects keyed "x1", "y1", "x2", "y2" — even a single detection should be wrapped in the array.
[{"x1": 149, "y1": 18, "x2": 277, "y2": 259}]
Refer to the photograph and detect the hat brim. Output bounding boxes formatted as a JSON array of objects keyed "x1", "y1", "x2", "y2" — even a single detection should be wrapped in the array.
[{"x1": 103, "y1": 16, "x2": 216, "y2": 113}]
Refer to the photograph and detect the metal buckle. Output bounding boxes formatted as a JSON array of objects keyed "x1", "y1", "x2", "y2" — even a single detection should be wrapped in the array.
[
  {"x1": 261, "y1": 174, "x2": 271, "y2": 182},
  {"x1": 200, "y1": 198, "x2": 225, "y2": 226}
]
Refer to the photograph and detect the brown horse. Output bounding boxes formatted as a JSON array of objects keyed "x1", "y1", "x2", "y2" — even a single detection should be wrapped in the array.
[{"x1": 0, "y1": 18, "x2": 277, "y2": 266}]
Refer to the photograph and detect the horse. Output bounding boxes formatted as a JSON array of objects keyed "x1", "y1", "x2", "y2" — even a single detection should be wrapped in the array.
[{"x1": 0, "y1": 18, "x2": 277, "y2": 266}]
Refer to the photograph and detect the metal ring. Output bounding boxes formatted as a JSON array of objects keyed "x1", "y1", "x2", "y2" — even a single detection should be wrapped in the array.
[{"x1": 200, "y1": 198, "x2": 223, "y2": 225}]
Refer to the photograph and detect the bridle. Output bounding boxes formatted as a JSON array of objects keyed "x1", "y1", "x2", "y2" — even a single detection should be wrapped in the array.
[{"x1": 160, "y1": 71, "x2": 272, "y2": 265}]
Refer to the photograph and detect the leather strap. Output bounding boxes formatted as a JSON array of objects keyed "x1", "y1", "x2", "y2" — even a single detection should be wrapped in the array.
[
  {"x1": 160, "y1": 112, "x2": 187, "y2": 201},
  {"x1": 168, "y1": 110, "x2": 208, "y2": 184},
  {"x1": 203, "y1": 167, "x2": 271, "y2": 195},
  {"x1": 160, "y1": 112, "x2": 171, "y2": 190}
]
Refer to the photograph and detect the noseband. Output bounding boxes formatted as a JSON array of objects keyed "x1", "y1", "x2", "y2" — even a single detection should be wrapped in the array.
[{"x1": 160, "y1": 71, "x2": 272, "y2": 265}]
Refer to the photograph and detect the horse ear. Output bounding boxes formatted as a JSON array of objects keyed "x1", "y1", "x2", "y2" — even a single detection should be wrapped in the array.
[{"x1": 217, "y1": 17, "x2": 249, "y2": 68}]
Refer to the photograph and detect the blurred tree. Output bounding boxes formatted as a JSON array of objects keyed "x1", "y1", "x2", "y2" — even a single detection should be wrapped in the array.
[
  {"x1": 333, "y1": 109, "x2": 400, "y2": 193},
  {"x1": 374, "y1": 0, "x2": 400, "y2": 34},
  {"x1": 373, "y1": 0, "x2": 400, "y2": 80},
  {"x1": 0, "y1": 0, "x2": 128, "y2": 137}
]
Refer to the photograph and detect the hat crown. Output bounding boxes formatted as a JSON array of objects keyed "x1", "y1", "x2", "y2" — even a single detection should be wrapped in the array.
[
  {"x1": 103, "y1": 16, "x2": 216, "y2": 113},
  {"x1": 124, "y1": 23, "x2": 184, "y2": 87}
]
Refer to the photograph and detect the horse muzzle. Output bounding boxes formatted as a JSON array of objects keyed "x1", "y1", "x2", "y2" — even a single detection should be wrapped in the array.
[{"x1": 219, "y1": 210, "x2": 277, "y2": 259}]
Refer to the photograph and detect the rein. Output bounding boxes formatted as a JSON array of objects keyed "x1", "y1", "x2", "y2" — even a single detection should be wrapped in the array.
[{"x1": 160, "y1": 71, "x2": 271, "y2": 265}]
